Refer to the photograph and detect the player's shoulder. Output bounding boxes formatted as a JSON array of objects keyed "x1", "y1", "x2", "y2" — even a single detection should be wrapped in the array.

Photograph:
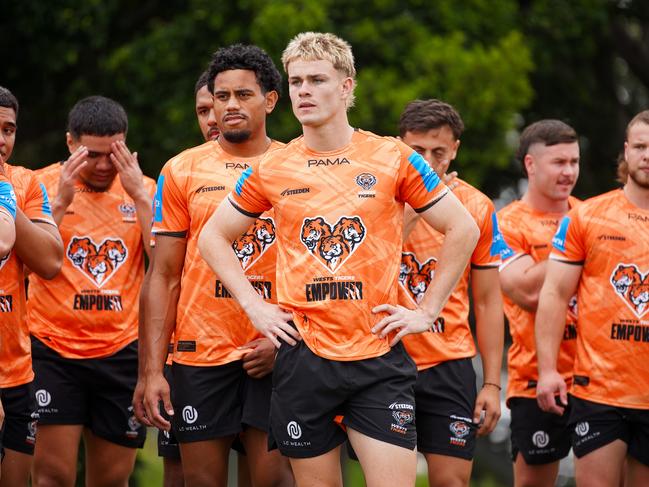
[
  {"x1": 165, "y1": 141, "x2": 215, "y2": 172},
  {"x1": 454, "y1": 179, "x2": 495, "y2": 220},
  {"x1": 497, "y1": 199, "x2": 527, "y2": 221},
  {"x1": 32, "y1": 161, "x2": 61, "y2": 179},
  {"x1": 578, "y1": 189, "x2": 620, "y2": 210},
  {"x1": 5, "y1": 163, "x2": 43, "y2": 191},
  {"x1": 354, "y1": 129, "x2": 410, "y2": 153}
]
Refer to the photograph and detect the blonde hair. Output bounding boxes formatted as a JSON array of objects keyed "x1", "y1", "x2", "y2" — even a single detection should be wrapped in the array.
[{"x1": 282, "y1": 32, "x2": 356, "y2": 108}]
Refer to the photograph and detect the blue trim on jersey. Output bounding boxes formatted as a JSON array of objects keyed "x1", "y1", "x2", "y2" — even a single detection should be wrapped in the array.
[
  {"x1": 153, "y1": 174, "x2": 164, "y2": 223},
  {"x1": 552, "y1": 216, "x2": 571, "y2": 253},
  {"x1": 407, "y1": 152, "x2": 440, "y2": 192},
  {"x1": 489, "y1": 212, "x2": 508, "y2": 257},
  {"x1": 235, "y1": 167, "x2": 253, "y2": 196},
  {"x1": 39, "y1": 183, "x2": 52, "y2": 216},
  {"x1": 0, "y1": 181, "x2": 17, "y2": 219}
]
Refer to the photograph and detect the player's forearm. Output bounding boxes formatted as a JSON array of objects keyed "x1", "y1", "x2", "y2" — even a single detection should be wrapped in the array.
[
  {"x1": 505, "y1": 260, "x2": 547, "y2": 311},
  {"x1": 198, "y1": 229, "x2": 264, "y2": 313},
  {"x1": 473, "y1": 285, "x2": 505, "y2": 384},
  {"x1": 0, "y1": 213, "x2": 16, "y2": 257},
  {"x1": 137, "y1": 266, "x2": 153, "y2": 379},
  {"x1": 133, "y1": 193, "x2": 153, "y2": 258},
  {"x1": 535, "y1": 289, "x2": 568, "y2": 375},
  {"x1": 418, "y1": 218, "x2": 478, "y2": 319},
  {"x1": 13, "y1": 209, "x2": 63, "y2": 279},
  {"x1": 143, "y1": 271, "x2": 180, "y2": 377}
]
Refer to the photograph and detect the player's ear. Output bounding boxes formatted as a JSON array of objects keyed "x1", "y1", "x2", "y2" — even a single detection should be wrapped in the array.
[
  {"x1": 450, "y1": 139, "x2": 461, "y2": 161},
  {"x1": 524, "y1": 153, "x2": 535, "y2": 176},
  {"x1": 340, "y1": 77, "x2": 354, "y2": 101},
  {"x1": 65, "y1": 132, "x2": 77, "y2": 154},
  {"x1": 264, "y1": 90, "x2": 279, "y2": 114}
]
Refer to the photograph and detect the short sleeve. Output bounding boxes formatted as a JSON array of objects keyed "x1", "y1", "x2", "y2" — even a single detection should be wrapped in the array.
[
  {"x1": 550, "y1": 210, "x2": 585, "y2": 264},
  {"x1": 228, "y1": 163, "x2": 271, "y2": 218},
  {"x1": 394, "y1": 140, "x2": 448, "y2": 212},
  {"x1": 471, "y1": 206, "x2": 504, "y2": 268},
  {"x1": 0, "y1": 179, "x2": 17, "y2": 219},
  {"x1": 152, "y1": 164, "x2": 190, "y2": 237},
  {"x1": 497, "y1": 208, "x2": 529, "y2": 268},
  {"x1": 23, "y1": 173, "x2": 55, "y2": 225}
]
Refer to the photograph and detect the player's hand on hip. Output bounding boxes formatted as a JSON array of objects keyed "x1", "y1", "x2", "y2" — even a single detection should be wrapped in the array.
[
  {"x1": 536, "y1": 370, "x2": 568, "y2": 415},
  {"x1": 143, "y1": 372, "x2": 174, "y2": 431},
  {"x1": 247, "y1": 301, "x2": 300, "y2": 348},
  {"x1": 57, "y1": 146, "x2": 88, "y2": 208},
  {"x1": 240, "y1": 337, "x2": 276, "y2": 378},
  {"x1": 111, "y1": 140, "x2": 145, "y2": 200},
  {"x1": 371, "y1": 304, "x2": 436, "y2": 346},
  {"x1": 474, "y1": 384, "x2": 501, "y2": 436},
  {"x1": 131, "y1": 376, "x2": 152, "y2": 427}
]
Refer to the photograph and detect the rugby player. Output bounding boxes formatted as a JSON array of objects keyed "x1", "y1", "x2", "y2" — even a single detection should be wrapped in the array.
[
  {"x1": 536, "y1": 110, "x2": 649, "y2": 486},
  {"x1": 0, "y1": 86, "x2": 62, "y2": 487},
  {"x1": 398, "y1": 99, "x2": 505, "y2": 487},
  {"x1": 29, "y1": 96, "x2": 155, "y2": 486},
  {"x1": 141, "y1": 45, "x2": 294, "y2": 487},
  {"x1": 197, "y1": 32, "x2": 479, "y2": 487},
  {"x1": 498, "y1": 120, "x2": 580, "y2": 487}
]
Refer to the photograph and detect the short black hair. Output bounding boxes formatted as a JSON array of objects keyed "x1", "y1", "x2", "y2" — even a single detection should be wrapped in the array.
[
  {"x1": 207, "y1": 44, "x2": 282, "y2": 96},
  {"x1": 0, "y1": 86, "x2": 19, "y2": 117},
  {"x1": 194, "y1": 70, "x2": 210, "y2": 95},
  {"x1": 399, "y1": 99, "x2": 464, "y2": 139},
  {"x1": 516, "y1": 119, "x2": 578, "y2": 176},
  {"x1": 67, "y1": 96, "x2": 128, "y2": 140}
]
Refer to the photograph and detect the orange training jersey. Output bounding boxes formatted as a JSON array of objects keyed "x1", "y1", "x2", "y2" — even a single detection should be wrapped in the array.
[
  {"x1": 229, "y1": 129, "x2": 449, "y2": 361},
  {"x1": 28, "y1": 163, "x2": 156, "y2": 359},
  {"x1": 401, "y1": 179, "x2": 504, "y2": 369},
  {"x1": 152, "y1": 140, "x2": 283, "y2": 367},
  {"x1": 1, "y1": 164, "x2": 56, "y2": 387},
  {"x1": 498, "y1": 197, "x2": 580, "y2": 401},
  {"x1": 550, "y1": 189, "x2": 649, "y2": 409}
]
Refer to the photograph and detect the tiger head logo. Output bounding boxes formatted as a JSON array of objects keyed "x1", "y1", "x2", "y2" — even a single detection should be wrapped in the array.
[
  {"x1": 355, "y1": 172, "x2": 377, "y2": 191},
  {"x1": 300, "y1": 215, "x2": 367, "y2": 273},
  {"x1": 399, "y1": 253, "x2": 437, "y2": 304},
  {"x1": 610, "y1": 263, "x2": 649, "y2": 318},
  {"x1": 66, "y1": 236, "x2": 128, "y2": 287},
  {"x1": 232, "y1": 217, "x2": 276, "y2": 270}
]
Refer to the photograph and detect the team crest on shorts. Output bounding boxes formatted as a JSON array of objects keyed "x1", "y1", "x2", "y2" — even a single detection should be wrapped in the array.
[
  {"x1": 610, "y1": 263, "x2": 649, "y2": 318},
  {"x1": 449, "y1": 420, "x2": 470, "y2": 447},
  {"x1": 66, "y1": 236, "x2": 129, "y2": 287},
  {"x1": 399, "y1": 253, "x2": 437, "y2": 304},
  {"x1": 300, "y1": 215, "x2": 366, "y2": 273},
  {"x1": 232, "y1": 217, "x2": 276, "y2": 270}
]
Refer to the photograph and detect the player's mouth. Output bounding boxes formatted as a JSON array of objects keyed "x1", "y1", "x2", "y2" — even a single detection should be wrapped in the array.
[
  {"x1": 223, "y1": 114, "x2": 246, "y2": 124},
  {"x1": 207, "y1": 128, "x2": 220, "y2": 140},
  {"x1": 298, "y1": 102, "x2": 316, "y2": 109}
]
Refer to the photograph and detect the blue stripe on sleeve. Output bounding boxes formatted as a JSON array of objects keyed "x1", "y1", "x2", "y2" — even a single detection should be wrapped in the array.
[
  {"x1": 489, "y1": 212, "x2": 509, "y2": 257},
  {"x1": 153, "y1": 174, "x2": 164, "y2": 223},
  {"x1": 551, "y1": 216, "x2": 571, "y2": 252},
  {"x1": 0, "y1": 181, "x2": 17, "y2": 219},
  {"x1": 39, "y1": 183, "x2": 52, "y2": 216},
  {"x1": 235, "y1": 167, "x2": 253, "y2": 196},
  {"x1": 407, "y1": 152, "x2": 440, "y2": 192}
]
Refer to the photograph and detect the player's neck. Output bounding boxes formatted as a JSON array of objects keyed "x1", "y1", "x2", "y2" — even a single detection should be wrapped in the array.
[
  {"x1": 217, "y1": 134, "x2": 271, "y2": 158},
  {"x1": 521, "y1": 188, "x2": 570, "y2": 214},
  {"x1": 623, "y1": 180, "x2": 649, "y2": 210},
  {"x1": 302, "y1": 113, "x2": 354, "y2": 153}
]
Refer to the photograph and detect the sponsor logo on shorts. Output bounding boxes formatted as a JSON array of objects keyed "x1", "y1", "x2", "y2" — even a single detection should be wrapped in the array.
[
  {"x1": 449, "y1": 420, "x2": 470, "y2": 447},
  {"x1": 126, "y1": 406, "x2": 141, "y2": 439},
  {"x1": 532, "y1": 430, "x2": 550, "y2": 448},
  {"x1": 287, "y1": 421, "x2": 302, "y2": 440},
  {"x1": 182, "y1": 406, "x2": 198, "y2": 424},
  {"x1": 575, "y1": 422, "x2": 589, "y2": 437},
  {"x1": 36, "y1": 389, "x2": 51, "y2": 407},
  {"x1": 27, "y1": 412, "x2": 38, "y2": 444}
]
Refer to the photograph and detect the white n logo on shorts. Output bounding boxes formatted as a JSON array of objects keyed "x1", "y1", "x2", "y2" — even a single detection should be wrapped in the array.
[
  {"x1": 182, "y1": 405, "x2": 198, "y2": 424},
  {"x1": 575, "y1": 422, "x2": 589, "y2": 437},
  {"x1": 532, "y1": 430, "x2": 549, "y2": 448},
  {"x1": 287, "y1": 421, "x2": 302, "y2": 440},
  {"x1": 35, "y1": 389, "x2": 51, "y2": 407}
]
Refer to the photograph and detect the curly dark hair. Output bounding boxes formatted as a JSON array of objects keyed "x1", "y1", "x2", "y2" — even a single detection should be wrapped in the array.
[
  {"x1": 206, "y1": 44, "x2": 282, "y2": 97},
  {"x1": 516, "y1": 120, "x2": 577, "y2": 176},
  {"x1": 0, "y1": 86, "x2": 19, "y2": 117},
  {"x1": 194, "y1": 70, "x2": 210, "y2": 95},
  {"x1": 67, "y1": 96, "x2": 128, "y2": 139},
  {"x1": 399, "y1": 99, "x2": 464, "y2": 139}
]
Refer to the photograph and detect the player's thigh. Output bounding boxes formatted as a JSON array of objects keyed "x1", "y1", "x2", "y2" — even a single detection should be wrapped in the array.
[
  {"x1": 32, "y1": 424, "x2": 83, "y2": 487},
  {"x1": 512, "y1": 454, "x2": 559, "y2": 487},
  {"x1": 574, "y1": 438, "x2": 626, "y2": 487},
  {"x1": 289, "y1": 445, "x2": 343, "y2": 487},
  {"x1": 83, "y1": 428, "x2": 137, "y2": 487},
  {"x1": 423, "y1": 453, "x2": 472, "y2": 487},
  {"x1": 240, "y1": 426, "x2": 294, "y2": 487},
  {"x1": 348, "y1": 427, "x2": 416, "y2": 487},
  {"x1": 179, "y1": 437, "x2": 234, "y2": 487},
  {"x1": 162, "y1": 457, "x2": 184, "y2": 487},
  {"x1": 0, "y1": 448, "x2": 33, "y2": 487},
  {"x1": 626, "y1": 455, "x2": 649, "y2": 487}
]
